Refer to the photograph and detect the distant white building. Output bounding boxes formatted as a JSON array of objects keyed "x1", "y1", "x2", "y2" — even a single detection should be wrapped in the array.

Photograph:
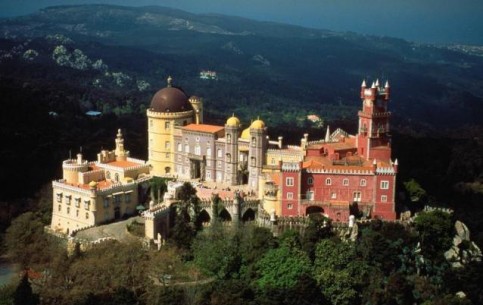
[{"x1": 199, "y1": 70, "x2": 217, "y2": 80}]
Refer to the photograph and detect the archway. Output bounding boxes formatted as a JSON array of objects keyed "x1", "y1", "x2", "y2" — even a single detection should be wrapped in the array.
[
  {"x1": 242, "y1": 208, "x2": 255, "y2": 222},
  {"x1": 219, "y1": 208, "x2": 232, "y2": 222},
  {"x1": 197, "y1": 209, "x2": 211, "y2": 225},
  {"x1": 306, "y1": 206, "x2": 324, "y2": 216}
]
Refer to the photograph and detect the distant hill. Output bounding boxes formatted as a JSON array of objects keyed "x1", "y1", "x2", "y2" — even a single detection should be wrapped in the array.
[{"x1": 1, "y1": 4, "x2": 483, "y2": 130}]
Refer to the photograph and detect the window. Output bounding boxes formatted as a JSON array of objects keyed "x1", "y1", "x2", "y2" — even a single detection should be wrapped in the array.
[
  {"x1": 114, "y1": 195, "x2": 121, "y2": 205},
  {"x1": 227, "y1": 134, "x2": 231, "y2": 143},
  {"x1": 206, "y1": 171, "x2": 211, "y2": 179},
  {"x1": 380, "y1": 180, "x2": 389, "y2": 189},
  {"x1": 307, "y1": 177, "x2": 313, "y2": 185},
  {"x1": 360, "y1": 179, "x2": 367, "y2": 187},
  {"x1": 306, "y1": 191, "x2": 314, "y2": 201},
  {"x1": 381, "y1": 195, "x2": 388, "y2": 202},
  {"x1": 196, "y1": 136, "x2": 200, "y2": 142},
  {"x1": 165, "y1": 152, "x2": 170, "y2": 158},
  {"x1": 207, "y1": 160, "x2": 211, "y2": 166},
  {"x1": 326, "y1": 178, "x2": 332, "y2": 186},
  {"x1": 56, "y1": 193, "x2": 63, "y2": 203},
  {"x1": 85, "y1": 212, "x2": 89, "y2": 219},
  {"x1": 206, "y1": 147, "x2": 212, "y2": 157},
  {"x1": 58, "y1": 205, "x2": 61, "y2": 212},
  {"x1": 251, "y1": 157, "x2": 256, "y2": 167},
  {"x1": 165, "y1": 141, "x2": 170, "y2": 149},
  {"x1": 75, "y1": 197, "x2": 81, "y2": 208},
  {"x1": 271, "y1": 158, "x2": 275, "y2": 165},
  {"x1": 331, "y1": 192, "x2": 337, "y2": 199},
  {"x1": 343, "y1": 178, "x2": 349, "y2": 186},
  {"x1": 65, "y1": 195, "x2": 71, "y2": 205},
  {"x1": 103, "y1": 197, "x2": 109, "y2": 208},
  {"x1": 353, "y1": 191, "x2": 361, "y2": 202},
  {"x1": 195, "y1": 145, "x2": 201, "y2": 155},
  {"x1": 76, "y1": 209, "x2": 79, "y2": 217},
  {"x1": 226, "y1": 153, "x2": 231, "y2": 162},
  {"x1": 217, "y1": 149, "x2": 222, "y2": 158},
  {"x1": 178, "y1": 155, "x2": 182, "y2": 161},
  {"x1": 185, "y1": 144, "x2": 189, "y2": 153},
  {"x1": 217, "y1": 161, "x2": 222, "y2": 168},
  {"x1": 67, "y1": 207, "x2": 70, "y2": 214},
  {"x1": 286, "y1": 177, "x2": 294, "y2": 186},
  {"x1": 106, "y1": 171, "x2": 111, "y2": 179},
  {"x1": 165, "y1": 121, "x2": 170, "y2": 129},
  {"x1": 84, "y1": 200, "x2": 90, "y2": 210},
  {"x1": 287, "y1": 192, "x2": 293, "y2": 199},
  {"x1": 125, "y1": 193, "x2": 131, "y2": 203},
  {"x1": 287, "y1": 203, "x2": 293, "y2": 209},
  {"x1": 177, "y1": 143, "x2": 182, "y2": 152},
  {"x1": 252, "y1": 137, "x2": 256, "y2": 147},
  {"x1": 114, "y1": 173, "x2": 119, "y2": 182}
]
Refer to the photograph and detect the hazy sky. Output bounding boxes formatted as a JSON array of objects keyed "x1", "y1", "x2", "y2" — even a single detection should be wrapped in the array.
[{"x1": 1, "y1": 0, "x2": 482, "y2": 44}]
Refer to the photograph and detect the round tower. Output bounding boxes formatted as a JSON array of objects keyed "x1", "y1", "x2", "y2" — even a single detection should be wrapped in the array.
[
  {"x1": 224, "y1": 114, "x2": 240, "y2": 185},
  {"x1": 147, "y1": 77, "x2": 196, "y2": 176},
  {"x1": 248, "y1": 118, "x2": 267, "y2": 190},
  {"x1": 189, "y1": 96, "x2": 204, "y2": 124}
]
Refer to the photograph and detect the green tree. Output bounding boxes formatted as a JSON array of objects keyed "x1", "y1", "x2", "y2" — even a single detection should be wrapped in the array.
[
  {"x1": 13, "y1": 273, "x2": 39, "y2": 305},
  {"x1": 314, "y1": 239, "x2": 369, "y2": 305},
  {"x1": 404, "y1": 178, "x2": 427, "y2": 203},
  {"x1": 255, "y1": 245, "x2": 312, "y2": 290},
  {"x1": 413, "y1": 210, "x2": 453, "y2": 262}
]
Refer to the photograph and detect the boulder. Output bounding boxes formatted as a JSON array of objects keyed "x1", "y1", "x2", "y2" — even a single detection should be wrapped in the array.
[{"x1": 455, "y1": 220, "x2": 470, "y2": 241}]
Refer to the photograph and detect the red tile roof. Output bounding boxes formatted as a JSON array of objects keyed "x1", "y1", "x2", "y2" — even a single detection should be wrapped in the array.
[{"x1": 183, "y1": 124, "x2": 224, "y2": 133}]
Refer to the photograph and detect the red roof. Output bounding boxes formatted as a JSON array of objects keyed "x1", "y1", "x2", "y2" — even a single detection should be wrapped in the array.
[
  {"x1": 107, "y1": 160, "x2": 139, "y2": 168},
  {"x1": 183, "y1": 124, "x2": 224, "y2": 133}
]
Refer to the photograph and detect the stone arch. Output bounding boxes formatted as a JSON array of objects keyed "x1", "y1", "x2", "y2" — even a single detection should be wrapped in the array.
[
  {"x1": 219, "y1": 208, "x2": 232, "y2": 222},
  {"x1": 197, "y1": 209, "x2": 211, "y2": 225},
  {"x1": 306, "y1": 206, "x2": 324, "y2": 216},
  {"x1": 242, "y1": 208, "x2": 255, "y2": 222}
]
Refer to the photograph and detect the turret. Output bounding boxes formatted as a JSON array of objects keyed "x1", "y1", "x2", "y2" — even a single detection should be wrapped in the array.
[
  {"x1": 360, "y1": 80, "x2": 366, "y2": 99},
  {"x1": 115, "y1": 129, "x2": 129, "y2": 161},
  {"x1": 189, "y1": 96, "x2": 204, "y2": 124},
  {"x1": 384, "y1": 80, "x2": 390, "y2": 100},
  {"x1": 225, "y1": 114, "x2": 240, "y2": 185}
]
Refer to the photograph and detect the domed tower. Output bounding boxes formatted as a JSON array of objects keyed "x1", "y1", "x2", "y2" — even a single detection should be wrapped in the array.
[
  {"x1": 224, "y1": 114, "x2": 240, "y2": 185},
  {"x1": 248, "y1": 118, "x2": 267, "y2": 190},
  {"x1": 147, "y1": 77, "x2": 195, "y2": 176}
]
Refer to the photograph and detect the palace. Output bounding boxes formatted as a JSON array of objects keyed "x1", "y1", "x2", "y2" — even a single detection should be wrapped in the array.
[
  {"x1": 147, "y1": 77, "x2": 397, "y2": 221},
  {"x1": 51, "y1": 76, "x2": 397, "y2": 234},
  {"x1": 50, "y1": 129, "x2": 151, "y2": 234}
]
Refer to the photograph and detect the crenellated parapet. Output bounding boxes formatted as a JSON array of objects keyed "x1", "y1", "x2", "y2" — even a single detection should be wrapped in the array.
[{"x1": 147, "y1": 108, "x2": 194, "y2": 119}]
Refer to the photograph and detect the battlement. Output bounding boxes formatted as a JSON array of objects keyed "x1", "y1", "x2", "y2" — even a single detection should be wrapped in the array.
[
  {"x1": 147, "y1": 108, "x2": 193, "y2": 119},
  {"x1": 282, "y1": 162, "x2": 300, "y2": 172}
]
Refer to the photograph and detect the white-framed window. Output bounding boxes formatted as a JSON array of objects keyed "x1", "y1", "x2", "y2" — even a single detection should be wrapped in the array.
[
  {"x1": 207, "y1": 160, "x2": 211, "y2": 166},
  {"x1": 287, "y1": 203, "x2": 293, "y2": 210},
  {"x1": 331, "y1": 192, "x2": 337, "y2": 199},
  {"x1": 251, "y1": 157, "x2": 256, "y2": 167},
  {"x1": 343, "y1": 178, "x2": 349, "y2": 186},
  {"x1": 251, "y1": 137, "x2": 256, "y2": 147},
  {"x1": 286, "y1": 177, "x2": 294, "y2": 186},
  {"x1": 65, "y1": 195, "x2": 71, "y2": 205},
  {"x1": 195, "y1": 145, "x2": 201, "y2": 156},
  {"x1": 206, "y1": 171, "x2": 211, "y2": 179},
  {"x1": 287, "y1": 192, "x2": 293, "y2": 199},
  {"x1": 75, "y1": 197, "x2": 81, "y2": 208},
  {"x1": 353, "y1": 191, "x2": 361, "y2": 202},
  {"x1": 185, "y1": 144, "x2": 189, "y2": 153},
  {"x1": 307, "y1": 177, "x2": 313, "y2": 185},
  {"x1": 177, "y1": 143, "x2": 182, "y2": 152},
  {"x1": 84, "y1": 200, "x2": 90, "y2": 210},
  {"x1": 306, "y1": 191, "x2": 314, "y2": 201},
  {"x1": 216, "y1": 172, "x2": 222, "y2": 182},
  {"x1": 165, "y1": 121, "x2": 170, "y2": 129},
  {"x1": 326, "y1": 178, "x2": 332, "y2": 186},
  {"x1": 56, "y1": 193, "x2": 63, "y2": 203},
  {"x1": 380, "y1": 180, "x2": 389, "y2": 189},
  {"x1": 360, "y1": 179, "x2": 367, "y2": 187},
  {"x1": 217, "y1": 149, "x2": 223, "y2": 158},
  {"x1": 227, "y1": 134, "x2": 231, "y2": 143},
  {"x1": 206, "y1": 147, "x2": 212, "y2": 157},
  {"x1": 381, "y1": 195, "x2": 388, "y2": 202},
  {"x1": 226, "y1": 153, "x2": 231, "y2": 162}
]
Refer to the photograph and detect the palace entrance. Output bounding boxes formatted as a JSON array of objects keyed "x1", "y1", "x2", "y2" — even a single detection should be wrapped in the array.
[{"x1": 189, "y1": 156, "x2": 205, "y2": 180}]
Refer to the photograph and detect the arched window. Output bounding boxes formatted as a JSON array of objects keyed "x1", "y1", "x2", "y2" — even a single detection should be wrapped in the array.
[
  {"x1": 251, "y1": 157, "x2": 256, "y2": 167},
  {"x1": 226, "y1": 153, "x2": 231, "y2": 162},
  {"x1": 114, "y1": 173, "x2": 119, "y2": 182},
  {"x1": 185, "y1": 144, "x2": 189, "y2": 153},
  {"x1": 360, "y1": 179, "x2": 367, "y2": 187},
  {"x1": 195, "y1": 144, "x2": 201, "y2": 155},
  {"x1": 307, "y1": 177, "x2": 313, "y2": 185},
  {"x1": 217, "y1": 149, "x2": 222, "y2": 158},
  {"x1": 178, "y1": 143, "x2": 182, "y2": 152},
  {"x1": 207, "y1": 147, "x2": 211, "y2": 157},
  {"x1": 251, "y1": 137, "x2": 256, "y2": 147},
  {"x1": 227, "y1": 134, "x2": 231, "y2": 143}
]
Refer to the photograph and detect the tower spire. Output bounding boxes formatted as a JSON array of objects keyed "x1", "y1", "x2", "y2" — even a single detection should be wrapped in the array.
[
  {"x1": 325, "y1": 125, "x2": 331, "y2": 142},
  {"x1": 167, "y1": 75, "x2": 173, "y2": 87}
]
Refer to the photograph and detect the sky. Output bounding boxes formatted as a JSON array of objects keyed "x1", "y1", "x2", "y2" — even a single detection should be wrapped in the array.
[{"x1": 1, "y1": 0, "x2": 483, "y2": 44}]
